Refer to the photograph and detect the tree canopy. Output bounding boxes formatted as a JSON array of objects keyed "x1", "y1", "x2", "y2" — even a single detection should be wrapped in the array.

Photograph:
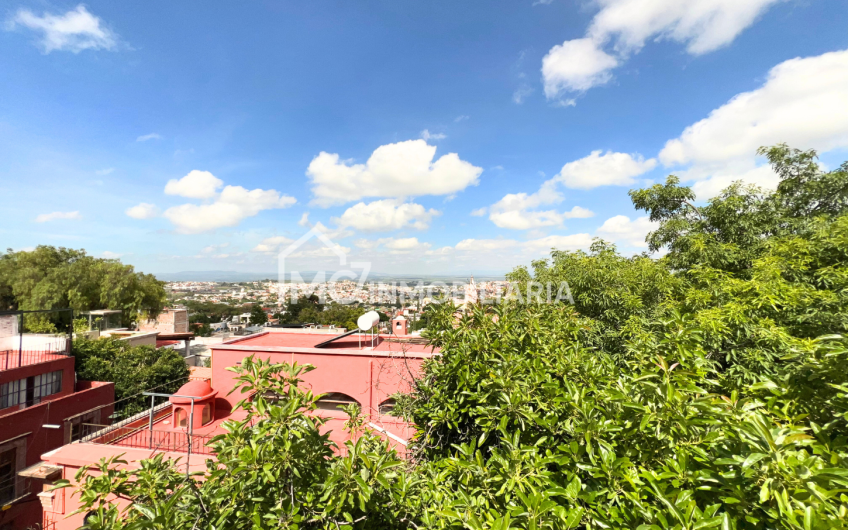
[
  {"x1": 0, "y1": 246, "x2": 166, "y2": 327},
  {"x1": 73, "y1": 338, "x2": 190, "y2": 418}
]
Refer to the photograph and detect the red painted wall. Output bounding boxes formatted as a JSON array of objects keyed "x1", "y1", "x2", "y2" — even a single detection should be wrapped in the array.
[{"x1": 0, "y1": 380, "x2": 114, "y2": 529}]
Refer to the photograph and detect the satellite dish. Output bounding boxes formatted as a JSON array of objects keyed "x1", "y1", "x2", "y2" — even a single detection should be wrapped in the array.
[{"x1": 357, "y1": 311, "x2": 380, "y2": 331}]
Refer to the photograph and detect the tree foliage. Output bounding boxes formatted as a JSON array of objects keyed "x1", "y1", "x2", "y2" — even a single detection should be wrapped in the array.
[
  {"x1": 73, "y1": 338, "x2": 190, "y2": 418},
  {"x1": 279, "y1": 295, "x2": 366, "y2": 331},
  {"x1": 0, "y1": 246, "x2": 166, "y2": 327}
]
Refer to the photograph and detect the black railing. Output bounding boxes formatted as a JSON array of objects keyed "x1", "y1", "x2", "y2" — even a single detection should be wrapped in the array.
[{"x1": 0, "y1": 309, "x2": 74, "y2": 371}]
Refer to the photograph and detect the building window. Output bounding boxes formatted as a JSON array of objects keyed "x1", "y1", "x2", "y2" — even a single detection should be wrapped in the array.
[
  {"x1": 201, "y1": 404, "x2": 211, "y2": 425},
  {"x1": 0, "y1": 447, "x2": 16, "y2": 504},
  {"x1": 379, "y1": 398, "x2": 396, "y2": 416},
  {"x1": 0, "y1": 371, "x2": 62, "y2": 410},
  {"x1": 0, "y1": 379, "x2": 26, "y2": 410},
  {"x1": 33, "y1": 370, "x2": 63, "y2": 402},
  {"x1": 316, "y1": 393, "x2": 359, "y2": 413}
]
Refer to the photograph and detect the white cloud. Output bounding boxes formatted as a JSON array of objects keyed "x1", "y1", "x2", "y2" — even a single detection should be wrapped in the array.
[
  {"x1": 95, "y1": 167, "x2": 114, "y2": 175},
  {"x1": 164, "y1": 186, "x2": 297, "y2": 234},
  {"x1": 523, "y1": 233, "x2": 595, "y2": 253},
  {"x1": 252, "y1": 236, "x2": 294, "y2": 253},
  {"x1": 587, "y1": 0, "x2": 782, "y2": 56},
  {"x1": 137, "y1": 133, "x2": 162, "y2": 142},
  {"x1": 201, "y1": 243, "x2": 229, "y2": 254},
  {"x1": 333, "y1": 200, "x2": 440, "y2": 232},
  {"x1": 659, "y1": 49, "x2": 848, "y2": 196},
  {"x1": 513, "y1": 84, "x2": 534, "y2": 104},
  {"x1": 596, "y1": 215, "x2": 657, "y2": 247},
  {"x1": 312, "y1": 221, "x2": 354, "y2": 242},
  {"x1": 307, "y1": 139, "x2": 483, "y2": 206},
  {"x1": 354, "y1": 238, "x2": 382, "y2": 250},
  {"x1": 454, "y1": 115, "x2": 470, "y2": 122},
  {"x1": 542, "y1": 38, "x2": 619, "y2": 97},
  {"x1": 352, "y1": 236, "x2": 433, "y2": 254},
  {"x1": 383, "y1": 237, "x2": 431, "y2": 254},
  {"x1": 455, "y1": 239, "x2": 519, "y2": 252},
  {"x1": 164, "y1": 170, "x2": 224, "y2": 199},
  {"x1": 420, "y1": 129, "x2": 446, "y2": 141},
  {"x1": 7, "y1": 5, "x2": 118, "y2": 53},
  {"x1": 555, "y1": 150, "x2": 657, "y2": 189},
  {"x1": 470, "y1": 207, "x2": 488, "y2": 217},
  {"x1": 35, "y1": 211, "x2": 81, "y2": 223},
  {"x1": 455, "y1": 233, "x2": 593, "y2": 254},
  {"x1": 101, "y1": 251, "x2": 122, "y2": 259},
  {"x1": 487, "y1": 180, "x2": 594, "y2": 230},
  {"x1": 542, "y1": 0, "x2": 782, "y2": 100},
  {"x1": 298, "y1": 212, "x2": 310, "y2": 226},
  {"x1": 125, "y1": 203, "x2": 159, "y2": 219}
]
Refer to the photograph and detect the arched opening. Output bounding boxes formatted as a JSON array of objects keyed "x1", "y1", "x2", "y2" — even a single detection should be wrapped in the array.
[
  {"x1": 378, "y1": 398, "x2": 396, "y2": 416},
  {"x1": 316, "y1": 392, "x2": 359, "y2": 413},
  {"x1": 174, "y1": 408, "x2": 187, "y2": 428},
  {"x1": 201, "y1": 403, "x2": 212, "y2": 425}
]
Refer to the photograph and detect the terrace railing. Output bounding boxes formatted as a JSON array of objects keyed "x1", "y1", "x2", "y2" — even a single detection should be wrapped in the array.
[
  {"x1": 0, "y1": 309, "x2": 74, "y2": 371},
  {"x1": 80, "y1": 423, "x2": 215, "y2": 455}
]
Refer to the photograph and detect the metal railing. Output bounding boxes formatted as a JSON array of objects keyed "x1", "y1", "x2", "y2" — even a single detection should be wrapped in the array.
[
  {"x1": 80, "y1": 424, "x2": 215, "y2": 455},
  {"x1": 0, "y1": 309, "x2": 74, "y2": 371}
]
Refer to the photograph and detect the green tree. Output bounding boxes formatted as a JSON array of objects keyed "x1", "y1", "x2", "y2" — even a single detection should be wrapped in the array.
[
  {"x1": 249, "y1": 304, "x2": 268, "y2": 326},
  {"x1": 73, "y1": 338, "x2": 190, "y2": 418},
  {"x1": 0, "y1": 246, "x2": 166, "y2": 327}
]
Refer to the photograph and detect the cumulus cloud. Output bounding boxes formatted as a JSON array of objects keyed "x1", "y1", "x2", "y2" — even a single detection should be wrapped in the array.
[
  {"x1": 35, "y1": 211, "x2": 81, "y2": 223},
  {"x1": 307, "y1": 139, "x2": 483, "y2": 206},
  {"x1": 7, "y1": 5, "x2": 118, "y2": 53},
  {"x1": 252, "y1": 236, "x2": 294, "y2": 253},
  {"x1": 164, "y1": 185, "x2": 297, "y2": 234},
  {"x1": 333, "y1": 199, "x2": 440, "y2": 232},
  {"x1": 659, "y1": 49, "x2": 848, "y2": 197},
  {"x1": 555, "y1": 150, "x2": 657, "y2": 189},
  {"x1": 420, "y1": 129, "x2": 446, "y2": 141},
  {"x1": 486, "y1": 180, "x2": 594, "y2": 230},
  {"x1": 298, "y1": 212, "x2": 310, "y2": 227},
  {"x1": 542, "y1": 0, "x2": 782, "y2": 100},
  {"x1": 596, "y1": 215, "x2": 657, "y2": 247},
  {"x1": 137, "y1": 133, "x2": 162, "y2": 142},
  {"x1": 383, "y1": 237, "x2": 431, "y2": 254},
  {"x1": 352, "y1": 237, "x2": 433, "y2": 254},
  {"x1": 164, "y1": 170, "x2": 224, "y2": 199},
  {"x1": 455, "y1": 233, "x2": 594, "y2": 254},
  {"x1": 125, "y1": 203, "x2": 159, "y2": 219},
  {"x1": 542, "y1": 38, "x2": 619, "y2": 97},
  {"x1": 470, "y1": 207, "x2": 488, "y2": 217}
]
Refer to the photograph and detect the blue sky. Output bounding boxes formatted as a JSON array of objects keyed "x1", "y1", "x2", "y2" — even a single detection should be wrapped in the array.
[{"x1": 1, "y1": 0, "x2": 847, "y2": 276}]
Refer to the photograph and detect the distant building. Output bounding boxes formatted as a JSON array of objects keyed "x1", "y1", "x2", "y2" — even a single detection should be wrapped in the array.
[
  {"x1": 391, "y1": 314, "x2": 408, "y2": 336},
  {"x1": 138, "y1": 308, "x2": 189, "y2": 334},
  {"x1": 0, "y1": 310, "x2": 114, "y2": 530}
]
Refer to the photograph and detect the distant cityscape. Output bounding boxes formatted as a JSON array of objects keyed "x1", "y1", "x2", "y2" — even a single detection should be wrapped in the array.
[{"x1": 165, "y1": 278, "x2": 511, "y2": 309}]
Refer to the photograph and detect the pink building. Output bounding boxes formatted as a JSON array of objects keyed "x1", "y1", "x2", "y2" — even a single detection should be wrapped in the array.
[
  {"x1": 38, "y1": 330, "x2": 437, "y2": 530},
  {"x1": 0, "y1": 311, "x2": 115, "y2": 530}
]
